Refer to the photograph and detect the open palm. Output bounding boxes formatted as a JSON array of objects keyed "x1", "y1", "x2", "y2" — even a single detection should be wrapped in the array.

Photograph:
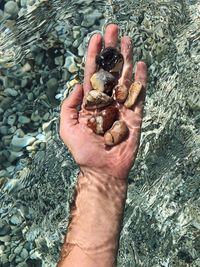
[{"x1": 60, "y1": 24, "x2": 148, "y2": 180}]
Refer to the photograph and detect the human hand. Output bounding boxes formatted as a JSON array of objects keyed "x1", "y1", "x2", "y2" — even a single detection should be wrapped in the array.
[{"x1": 60, "y1": 24, "x2": 148, "y2": 180}]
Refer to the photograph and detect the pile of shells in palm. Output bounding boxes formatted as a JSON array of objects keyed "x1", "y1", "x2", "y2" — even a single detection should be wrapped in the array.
[{"x1": 83, "y1": 47, "x2": 143, "y2": 146}]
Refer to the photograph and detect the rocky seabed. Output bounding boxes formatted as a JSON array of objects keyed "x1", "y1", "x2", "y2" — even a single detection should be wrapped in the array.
[{"x1": 0, "y1": 0, "x2": 200, "y2": 266}]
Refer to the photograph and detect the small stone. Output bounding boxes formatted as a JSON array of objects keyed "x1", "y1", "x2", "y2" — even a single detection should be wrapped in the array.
[
  {"x1": 18, "y1": 116, "x2": 31, "y2": 124},
  {"x1": 11, "y1": 135, "x2": 35, "y2": 151},
  {"x1": 64, "y1": 56, "x2": 78, "y2": 73},
  {"x1": 35, "y1": 52, "x2": 45, "y2": 65},
  {"x1": 8, "y1": 126, "x2": 17, "y2": 134},
  {"x1": 20, "y1": 0, "x2": 27, "y2": 8},
  {"x1": 27, "y1": 92, "x2": 34, "y2": 101},
  {"x1": 8, "y1": 150, "x2": 23, "y2": 163},
  {"x1": 0, "y1": 97, "x2": 12, "y2": 110},
  {"x1": 4, "y1": 1, "x2": 19, "y2": 19},
  {"x1": 2, "y1": 135, "x2": 12, "y2": 146},
  {"x1": 21, "y1": 63, "x2": 32, "y2": 72},
  {"x1": 21, "y1": 78, "x2": 28, "y2": 88},
  {"x1": 0, "y1": 235, "x2": 11, "y2": 243},
  {"x1": 46, "y1": 78, "x2": 58, "y2": 92},
  {"x1": 72, "y1": 38, "x2": 82, "y2": 48},
  {"x1": 27, "y1": 0, "x2": 35, "y2": 5},
  {"x1": 0, "y1": 126, "x2": 8, "y2": 135},
  {"x1": 10, "y1": 213, "x2": 23, "y2": 225},
  {"x1": 73, "y1": 29, "x2": 80, "y2": 39},
  {"x1": 0, "y1": 244, "x2": 5, "y2": 254},
  {"x1": 0, "y1": 221, "x2": 11, "y2": 236},
  {"x1": 20, "y1": 248, "x2": 29, "y2": 259},
  {"x1": 78, "y1": 43, "x2": 84, "y2": 57},
  {"x1": 54, "y1": 55, "x2": 64, "y2": 66},
  {"x1": 31, "y1": 113, "x2": 41, "y2": 122},
  {"x1": 14, "y1": 244, "x2": 23, "y2": 255},
  {"x1": 0, "y1": 10, "x2": 4, "y2": 21},
  {"x1": 7, "y1": 114, "x2": 17, "y2": 126},
  {"x1": 1, "y1": 253, "x2": 9, "y2": 264},
  {"x1": 82, "y1": 9, "x2": 103, "y2": 27},
  {"x1": 4, "y1": 88, "x2": 18, "y2": 97},
  {"x1": 43, "y1": 112, "x2": 50, "y2": 121}
]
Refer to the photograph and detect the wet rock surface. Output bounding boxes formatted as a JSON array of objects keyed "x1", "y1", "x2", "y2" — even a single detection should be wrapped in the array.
[{"x1": 0, "y1": 0, "x2": 200, "y2": 267}]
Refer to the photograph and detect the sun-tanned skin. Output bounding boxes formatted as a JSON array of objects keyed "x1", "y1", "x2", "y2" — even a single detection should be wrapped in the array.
[{"x1": 58, "y1": 24, "x2": 148, "y2": 267}]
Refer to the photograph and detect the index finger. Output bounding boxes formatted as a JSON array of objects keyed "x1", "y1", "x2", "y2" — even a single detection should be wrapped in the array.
[{"x1": 83, "y1": 34, "x2": 102, "y2": 94}]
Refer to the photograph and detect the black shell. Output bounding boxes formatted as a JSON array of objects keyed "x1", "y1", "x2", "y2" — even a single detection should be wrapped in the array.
[{"x1": 96, "y1": 47, "x2": 123, "y2": 72}]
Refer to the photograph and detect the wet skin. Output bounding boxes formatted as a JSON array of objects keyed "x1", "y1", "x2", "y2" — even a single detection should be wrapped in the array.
[
  {"x1": 60, "y1": 24, "x2": 148, "y2": 180},
  {"x1": 58, "y1": 24, "x2": 148, "y2": 267}
]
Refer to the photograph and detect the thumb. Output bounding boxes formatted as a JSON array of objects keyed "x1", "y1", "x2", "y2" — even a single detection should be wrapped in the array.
[{"x1": 60, "y1": 84, "x2": 83, "y2": 128}]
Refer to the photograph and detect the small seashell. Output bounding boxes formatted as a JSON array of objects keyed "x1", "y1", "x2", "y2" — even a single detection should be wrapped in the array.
[
  {"x1": 87, "y1": 106, "x2": 118, "y2": 135},
  {"x1": 96, "y1": 47, "x2": 124, "y2": 72},
  {"x1": 113, "y1": 84, "x2": 129, "y2": 103},
  {"x1": 104, "y1": 120, "x2": 129, "y2": 146},
  {"x1": 90, "y1": 69, "x2": 116, "y2": 95},
  {"x1": 84, "y1": 90, "x2": 113, "y2": 110},
  {"x1": 124, "y1": 81, "x2": 143, "y2": 108}
]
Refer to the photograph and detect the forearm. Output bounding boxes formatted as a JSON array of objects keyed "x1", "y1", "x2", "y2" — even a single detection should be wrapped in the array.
[{"x1": 57, "y1": 169, "x2": 128, "y2": 267}]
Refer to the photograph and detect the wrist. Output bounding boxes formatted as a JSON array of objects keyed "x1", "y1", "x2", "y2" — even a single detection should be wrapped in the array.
[
  {"x1": 80, "y1": 164, "x2": 130, "y2": 182},
  {"x1": 63, "y1": 170, "x2": 128, "y2": 264}
]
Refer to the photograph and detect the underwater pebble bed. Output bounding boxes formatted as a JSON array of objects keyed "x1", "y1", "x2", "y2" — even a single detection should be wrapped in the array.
[{"x1": 0, "y1": 0, "x2": 200, "y2": 266}]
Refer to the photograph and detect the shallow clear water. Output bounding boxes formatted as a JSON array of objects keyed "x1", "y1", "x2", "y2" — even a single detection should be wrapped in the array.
[{"x1": 0, "y1": 0, "x2": 200, "y2": 266}]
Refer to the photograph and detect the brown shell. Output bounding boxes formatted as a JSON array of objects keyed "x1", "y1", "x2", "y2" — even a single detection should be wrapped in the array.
[{"x1": 104, "y1": 120, "x2": 129, "y2": 146}]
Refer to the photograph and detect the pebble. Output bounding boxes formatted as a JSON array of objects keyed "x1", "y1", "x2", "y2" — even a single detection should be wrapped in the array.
[
  {"x1": 78, "y1": 43, "x2": 85, "y2": 57},
  {"x1": 0, "y1": 10, "x2": 4, "y2": 21},
  {"x1": 14, "y1": 244, "x2": 23, "y2": 255},
  {"x1": 8, "y1": 126, "x2": 17, "y2": 134},
  {"x1": 64, "y1": 56, "x2": 78, "y2": 73},
  {"x1": 20, "y1": 0, "x2": 27, "y2": 8},
  {"x1": 43, "y1": 112, "x2": 50, "y2": 121},
  {"x1": 8, "y1": 150, "x2": 23, "y2": 163},
  {"x1": 27, "y1": 92, "x2": 34, "y2": 101},
  {"x1": 4, "y1": 88, "x2": 18, "y2": 97},
  {"x1": 0, "y1": 235, "x2": 11, "y2": 243},
  {"x1": 0, "y1": 126, "x2": 9, "y2": 135},
  {"x1": 7, "y1": 114, "x2": 17, "y2": 126},
  {"x1": 27, "y1": 0, "x2": 35, "y2": 6},
  {"x1": 4, "y1": 1, "x2": 19, "y2": 19},
  {"x1": 2, "y1": 135, "x2": 12, "y2": 146},
  {"x1": 54, "y1": 55, "x2": 64, "y2": 66},
  {"x1": 31, "y1": 112, "x2": 41, "y2": 122},
  {"x1": 81, "y1": 9, "x2": 103, "y2": 27},
  {"x1": 18, "y1": 115, "x2": 31, "y2": 124},
  {"x1": 0, "y1": 97, "x2": 12, "y2": 110},
  {"x1": 11, "y1": 135, "x2": 35, "y2": 150},
  {"x1": 21, "y1": 63, "x2": 32, "y2": 72},
  {"x1": 46, "y1": 78, "x2": 58, "y2": 92},
  {"x1": 0, "y1": 221, "x2": 11, "y2": 236},
  {"x1": 20, "y1": 248, "x2": 29, "y2": 259},
  {"x1": 10, "y1": 213, "x2": 24, "y2": 226}
]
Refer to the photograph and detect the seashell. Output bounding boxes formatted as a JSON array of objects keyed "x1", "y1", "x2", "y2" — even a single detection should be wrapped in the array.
[
  {"x1": 96, "y1": 47, "x2": 124, "y2": 73},
  {"x1": 84, "y1": 90, "x2": 113, "y2": 110},
  {"x1": 87, "y1": 106, "x2": 118, "y2": 135},
  {"x1": 124, "y1": 81, "x2": 143, "y2": 108},
  {"x1": 90, "y1": 69, "x2": 116, "y2": 95},
  {"x1": 104, "y1": 120, "x2": 129, "y2": 146},
  {"x1": 113, "y1": 84, "x2": 129, "y2": 103}
]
